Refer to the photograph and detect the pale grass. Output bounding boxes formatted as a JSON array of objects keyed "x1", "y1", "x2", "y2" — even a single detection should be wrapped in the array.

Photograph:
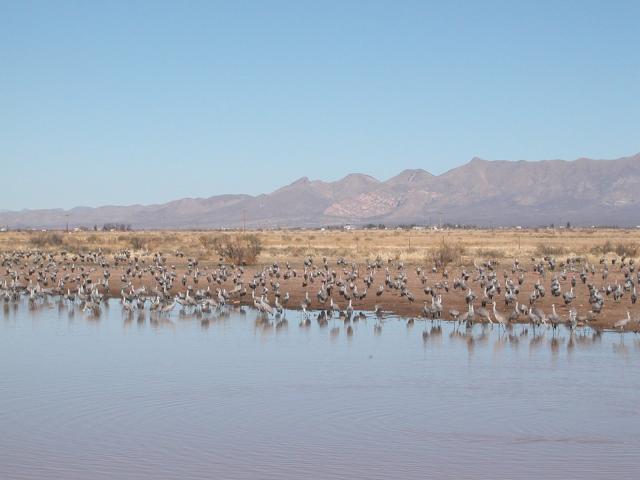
[{"x1": 1, "y1": 228, "x2": 638, "y2": 266}]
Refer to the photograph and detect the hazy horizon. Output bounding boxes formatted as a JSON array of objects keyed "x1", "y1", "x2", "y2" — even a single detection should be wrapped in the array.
[{"x1": 4, "y1": 151, "x2": 640, "y2": 212}]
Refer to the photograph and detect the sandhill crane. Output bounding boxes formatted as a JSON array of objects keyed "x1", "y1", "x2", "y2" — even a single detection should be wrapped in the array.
[
  {"x1": 476, "y1": 305, "x2": 492, "y2": 325},
  {"x1": 259, "y1": 295, "x2": 274, "y2": 315},
  {"x1": 548, "y1": 304, "x2": 561, "y2": 333},
  {"x1": 329, "y1": 298, "x2": 340, "y2": 317},
  {"x1": 432, "y1": 295, "x2": 443, "y2": 319},
  {"x1": 345, "y1": 299, "x2": 353, "y2": 318},
  {"x1": 465, "y1": 288, "x2": 476, "y2": 305},
  {"x1": 492, "y1": 301, "x2": 505, "y2": 331},
  {"x1": 527, "y1": 307, "x2": 542, "y2": 332},
  {"x1": 422, "y1": 301, "x2": 431, "y2": 318},
  {"x1": 561, "y1": 308, "x2": 576, "y2": 332},
  {"x1": 462, "y1": 303, "x2": 475, "y2": 329},
  {"x1": 160, "y1": 298, "x2": 177, "y2": 315},
  {"x1": 508, "y1": 302, "x2": 520, "y2": 324},
  {"x1": 274, "y1": 296, "x2": 284, "y2": 315},
  {"x1": 614, "y1": 311, "x2": 631, "y2": 331}
]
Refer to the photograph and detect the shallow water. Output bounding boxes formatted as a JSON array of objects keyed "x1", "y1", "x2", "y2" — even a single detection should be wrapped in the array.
[{"x1": 1, "y1": 300, "x2": 639, "y2": 480}]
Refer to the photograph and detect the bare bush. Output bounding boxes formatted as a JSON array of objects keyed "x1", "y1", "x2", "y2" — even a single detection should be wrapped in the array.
[
  {"x1": 129, "y1": 236, "x2": 146, "y2": 250},
  {"x1": 476, "y1": 248, "x2": 505, "y2": 258},
  {"x1": 615, "y1": 243, "x2": 638, "y2": 257},
  {"x1": 199, "y1": 233, "x2": 219, "y2": 249},
  {"x1": 85, "y1": 235, "x2": 102, "y2": 244},
  {"x1": 430, "y1": 242, "x2": 465, "y2": 267},
  {"x1": 29, "y1": 232, "x2": 64, "y2": 248},
  {"x1": 591, "y1": 240, "x2": 638, "y2": 257},
  {"x1": 212, "y1": 234, "x2": 262, "y2": 264},
  {"x1": 535, "y1": 244, "x2": 567, "y2": 256}
]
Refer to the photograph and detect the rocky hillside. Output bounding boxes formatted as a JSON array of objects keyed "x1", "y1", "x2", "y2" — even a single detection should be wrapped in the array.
[{"x1": 2, "y1": 153, "x2": 639, "y2": 228}]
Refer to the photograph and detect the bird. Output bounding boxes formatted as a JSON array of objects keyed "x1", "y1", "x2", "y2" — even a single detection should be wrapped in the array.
[
  {"x1": 548, "y1": 304, "x2": 561, "y2": 332},
  {"x1": 614, "y1": 311, "x2": 631, "y2": 331},
  {"x1": 492, "y1": 301, "x2": 505, "y2": 331}
]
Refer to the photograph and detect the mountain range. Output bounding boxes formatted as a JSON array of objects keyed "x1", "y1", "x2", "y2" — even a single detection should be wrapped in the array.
[{"x1": 3, "y1": 153, "x2": 640, "y2": 229}]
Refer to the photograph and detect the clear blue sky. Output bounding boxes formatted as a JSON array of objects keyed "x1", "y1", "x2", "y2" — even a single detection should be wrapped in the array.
[{"x1": 2, "y1": 0, "x2": 639, "y2": 210}]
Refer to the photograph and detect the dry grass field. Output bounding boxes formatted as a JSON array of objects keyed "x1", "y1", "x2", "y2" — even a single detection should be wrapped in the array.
[{"x1": 2, "y1": 227, "x2": 638, "y2": 266}]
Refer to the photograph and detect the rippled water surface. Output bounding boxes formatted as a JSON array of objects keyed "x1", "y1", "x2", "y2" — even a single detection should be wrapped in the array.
[{"x1": 1, "y1": 300, "x2": 639, "y2": 480}]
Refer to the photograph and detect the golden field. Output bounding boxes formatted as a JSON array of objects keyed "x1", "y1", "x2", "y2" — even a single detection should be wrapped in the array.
[{"x1": 2, "y1": 227, "x2": 638, "y2": 266}]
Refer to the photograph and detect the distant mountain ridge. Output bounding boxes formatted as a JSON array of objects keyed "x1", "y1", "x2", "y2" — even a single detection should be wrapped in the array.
[{"x1": 2, "y1": 153, "x2": 640, "y2": 228}]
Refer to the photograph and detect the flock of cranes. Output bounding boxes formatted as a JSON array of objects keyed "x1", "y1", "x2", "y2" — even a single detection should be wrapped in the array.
[{"x1": 2, "y1": 247, "x2": 640, "y2": 337}]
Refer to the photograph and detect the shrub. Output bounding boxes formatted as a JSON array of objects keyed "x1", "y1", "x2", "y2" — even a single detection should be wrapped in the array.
[
  {"x1": 430, "y1": 242, "x2": 465, "y2": 267},
  {"x1": 535, "y1": 244, "x2": 567, "y2": 256},
  {"x1": 591, "y1": 240, "x2": 638, "y2": 257},
  {"x1": 212, "y1": 234, "x2": 262, "y2": 264},
  {"x1": 476, "y1": 248, "x2": 505, "y2": 258},
  {"x1": 615, "y1": 243, "x2": 638, "y2": 257},
  {"x1": 85, "y1": 235, "x2": 102, "y2": 244},
  {"x1": 29, "y1": 232, "x2": 64, "y2": 248},
  {"x1": 199, "y1": 233, "x2": 219, "y2": 249},
  {"x1": 129, "y1": 236, "x2": 145, "y2": 250}
]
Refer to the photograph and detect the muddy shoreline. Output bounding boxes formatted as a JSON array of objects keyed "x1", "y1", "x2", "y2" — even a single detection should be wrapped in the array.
[{"x1": 10, "y1": 260, "x2": 635, "y2": 332}]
